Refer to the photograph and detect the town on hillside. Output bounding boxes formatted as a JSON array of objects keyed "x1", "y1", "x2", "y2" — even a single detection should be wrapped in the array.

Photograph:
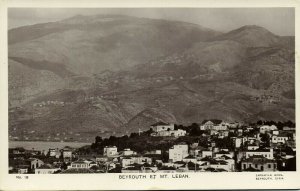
[{"x1": 9, "y1": 120, "x2": 296, "y2": 174}]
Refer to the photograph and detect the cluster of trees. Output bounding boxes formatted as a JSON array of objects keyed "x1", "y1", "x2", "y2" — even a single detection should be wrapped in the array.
[
  {"x1": 174, "y1": 123, "x2": 206, "y2": 136},
  {"x1": 87, "y1": 132, "x2": 174, "y2": 155},
  {"x1": 254, "y1": 120, "x2": 295, "y2": 129}
]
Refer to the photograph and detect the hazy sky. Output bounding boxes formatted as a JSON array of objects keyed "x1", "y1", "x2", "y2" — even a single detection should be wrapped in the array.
[{"x1": 8, "y1": 8, "x2": 295, "y2": 36}]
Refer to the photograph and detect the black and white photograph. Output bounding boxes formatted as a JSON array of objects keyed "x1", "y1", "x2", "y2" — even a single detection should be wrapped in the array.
[
  {"x1": 7, "y1": 7, "x2": 296, "y2": 174},
  {"x1": 0, "y1": 0, "x2": 299, "y2": 190}
]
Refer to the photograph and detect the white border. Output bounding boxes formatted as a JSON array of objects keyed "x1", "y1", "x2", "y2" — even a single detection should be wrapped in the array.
[{"x1": 0, "y1": 0, "x2": 299, "y2": 190}]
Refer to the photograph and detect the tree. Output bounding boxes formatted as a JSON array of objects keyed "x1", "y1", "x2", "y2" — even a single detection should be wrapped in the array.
[
  {"x1": 61, "y1": 162, "x2": 68, "y2": 170},
  {"x1": 130, "y1": 132, "x2": 139, "y2": 138},
  {"x1": 189, "y1": 123, "x2": 201, "y2": 136},
  {"x1": 260, "y1": 133, "x2": 270, "y2": 147},
  {"x1": 95, "y1": 136, "x2": 103, "y2": 144},
  {"x1": 257, "y1": 120, "x2": 263, "y2": 125},
  {"x1": 108, "y1": 164, "x2": 122, "y2": 173},
  {"x1": 162, "y1": 151, "x2": 169, "y2": 163},
  {"x1": 284, "y1": 157, "x2": 296, "y2": 171},
  {"x1": 260, "y1": 133, "x2": 269, "y2": 142}
]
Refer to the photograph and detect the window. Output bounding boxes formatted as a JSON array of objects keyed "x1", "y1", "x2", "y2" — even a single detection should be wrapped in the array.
[
  {"x1": 268, "y1": 164, "x2": 271, "y2": 168},
  {"x1": 255, "y1": 164, "x2": 258, "y2": 168},
  {"x1": 261, "y1": 166, "x2": 264, "y2": 171},
  {"x1": 243, "y1": 164, "x2": 246, "y2": 169}
]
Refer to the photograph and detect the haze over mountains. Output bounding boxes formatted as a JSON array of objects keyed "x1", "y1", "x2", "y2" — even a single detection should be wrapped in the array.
[{"x1": 8, "y1": 14, "x2": 295, "y2": 142}]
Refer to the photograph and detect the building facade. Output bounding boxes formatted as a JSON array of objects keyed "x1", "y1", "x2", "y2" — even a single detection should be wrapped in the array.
[{"x1": 169, "y1": 144, "x2": 189, "y2": 162}]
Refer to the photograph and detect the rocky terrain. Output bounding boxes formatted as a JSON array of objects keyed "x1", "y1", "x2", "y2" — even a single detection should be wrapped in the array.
[{"x1": 8, "y1": 15, "x2": 295, "y2": 142}]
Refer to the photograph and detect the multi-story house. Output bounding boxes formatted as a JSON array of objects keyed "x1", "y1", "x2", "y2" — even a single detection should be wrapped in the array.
[
  {"x1": 271, "y1": 134, "x2": 289, "y2": 144},
  {"x1": 244, "y1": 148, "x2": 274, "y2": 159},
  {"x1": 69, "y1": 159, "x2": 97, "y2": 169},
  {"x1": 27, "y1": 158, "x2": 44, "y2": 170},
  {"x1": 259, "y1": 125, "x2": 277, "y2": 134},
  {"x1": 48, "y1": 148, "x2": 61, "y2": 158},
  {"x1": 150, "y1": 122, "x2": 186, "y2": 137},
  {"x1": 153, "y1": 129, "x2": 187, "y2": 137},
  {"x1": 61, "y1": 148, "x2": 72, "y2": 161},
  {"x1": 202, "y1": 150, "x2": 213, "y2": 158},
  {"x1": 241, "y1": 155, "x2": 277, "y2": 171},
  {"x1": 103, "y1": 146, "x2": 118, "y2": 157},
  {"x1": 247, "y1": 144, "x2": 260, "y2": 151},
  {"x1": 122, "y1": 148, "x2": 137, "y2": 156},
  {"x1": 150, "y1": 122, "x2": 175, "y2": 132},
  {"x1": 35, "y1": 164, "x2": 60, "y2": 174},
  {"x1": 200, "y1": 121, "x2": 214, "y2": 130},
  {"x1": 169, "y1": 144, "x2": 189, "y2": 162}
]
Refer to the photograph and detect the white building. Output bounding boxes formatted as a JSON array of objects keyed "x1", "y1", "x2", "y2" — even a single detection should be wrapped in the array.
[
  {"x1": 212, "y1": 123, "x2": 228, "y2": 131},
  {"x1": 271, "y1": 135, "x2": 289, "y2": 144},
  {"x1": 169, "y1": 144, "x2": 189, "y2": 162},
  {"x1": 200, "y1": 121, "x2": 214, "y2": 130},
  {"x1": 121, "y1": 157, "x2": 134, "y2": 167},
  {"x1": 121, "y1": 156, "x2": 152, "y2": 167},
  {"x1": 151, "y1": 122, "x2": 175, "y2": 132},
  {"x1": 260, "y1": 125, "x2": 277, "y2": 134},
  {"x1": 218, "y1": 130, "x2": 229, "y2": 138},
  {"x1": 247, "y1": 144, "x2": 260, "y2": 150},
  {"x1": 145, "y1": 150, "x2": 162, "y2": 155},
  {"x1": 69, "y1": 159, "x2": 97, "y2": 169},
  {"x1": 35, "y1": 164, "x2": 60, "y2": 174},
  {"x1": 48, "y1": 148, "x2": 61, "y2": 158},
  {"x1": 15, "y1": 165, "x2": 29, "y2": 174},
  {"x1": 103, "y1": 146, "x2": 118, "y2": 157},
  {"x1": 245, "y1": 148, "x2": 274, "y2": 159},
  {"x1": 200, "y1": 121, "x2": 228, "y2": 131},
  {"x1": 61, "y1": 148, "x2": 72, "y2": 159},
  {"x1": 246, "y1": 136, "x2": 259, "y2": 144},
  {"x1": 233, "y1": 137, "x2": 243, "y2": 148},
  {"x1": 201, "y1": 150, "x2": 213, "y2": 158},
  {"x1": 272, "y1": 130, "x2": 279, "y2": 135},
  {"x1": 232, "y1": 137, "x2": 247, "y2": 148},
  {"x1": 123, "y1": 148, "x2": 136, "y2": 156},
  {"x1": 153, "y1": 129, "x2": 186, "y2": 137}
]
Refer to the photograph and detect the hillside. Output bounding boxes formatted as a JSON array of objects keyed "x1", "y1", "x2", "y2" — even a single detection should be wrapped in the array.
[{"x1": 8, "y1": 15, "x2": 295, "y2": 142}]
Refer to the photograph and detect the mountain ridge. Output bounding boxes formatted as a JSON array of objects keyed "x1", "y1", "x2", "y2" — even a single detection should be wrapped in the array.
[{"x1": 8, "y1": 15, "x2": 295, "y2": 142}]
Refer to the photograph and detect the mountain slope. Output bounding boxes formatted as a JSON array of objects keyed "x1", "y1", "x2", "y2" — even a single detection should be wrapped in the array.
[
  {"x1": 216, "y1": 25, "x2": 281, "y2": 47},
  {"x1": 9, "y1": 14, "x2": 220, "y2": 75},
  {"x1": 8, "y1": 15, "x2": 295, "y2": 142}
]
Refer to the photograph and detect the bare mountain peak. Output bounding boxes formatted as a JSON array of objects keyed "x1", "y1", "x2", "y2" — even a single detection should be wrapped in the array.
[
  {"x1": 228, "y1": 24, "x2": 275, "y2": 36},
  {"x1": 216, "y1": 24, "x2": 280, "y2": 47},
  {"x1": 240, "y1": 24, "x2": 266, "y2": 30},
  {"x1": 59, "y1": 13, "x2": 134, "y2": 24}
]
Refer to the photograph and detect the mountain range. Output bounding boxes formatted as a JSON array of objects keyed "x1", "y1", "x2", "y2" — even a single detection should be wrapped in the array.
[{"x1": 8, "y1": 14, "x2": 295, "y2": 142}]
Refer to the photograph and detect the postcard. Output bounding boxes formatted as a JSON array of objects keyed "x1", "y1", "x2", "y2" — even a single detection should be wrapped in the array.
[{"x1": 0, "y1": 0, "x2": 299, "y2": 190}]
